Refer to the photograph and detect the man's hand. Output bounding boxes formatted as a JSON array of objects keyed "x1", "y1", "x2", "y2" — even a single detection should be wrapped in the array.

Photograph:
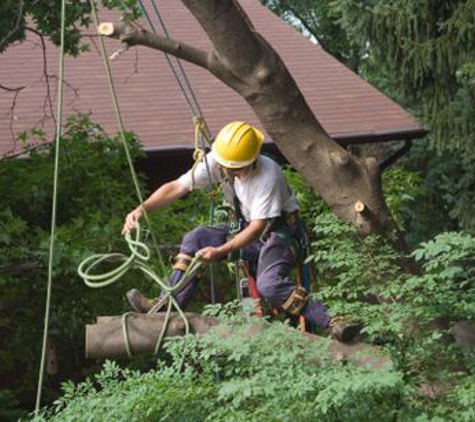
[
  {"x1": 122, "y1": 207, "x2": 143, "y2": 235},
  {"x1": 196, "y1": 246, "x2": 224, "y2": 263}
]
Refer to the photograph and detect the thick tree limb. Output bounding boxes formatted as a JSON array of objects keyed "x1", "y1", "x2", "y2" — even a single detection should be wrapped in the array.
[
  {"x1": 98, "y1": 21, "x2": 209, "y2": 69},
  {"x1": 86, "y1": 313, "x2": 391, "y2": 370},
  {"x1": 85, "y1": 313, "x2": 219, "y2": 358}
]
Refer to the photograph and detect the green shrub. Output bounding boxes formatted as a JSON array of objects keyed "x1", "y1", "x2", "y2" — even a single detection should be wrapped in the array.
[
  {"x1": 0, "y1": 114, "x2": 211, "y2": 410},
  {"x1": 38, "y1": 318, "x2": 408, "y2": 422}
]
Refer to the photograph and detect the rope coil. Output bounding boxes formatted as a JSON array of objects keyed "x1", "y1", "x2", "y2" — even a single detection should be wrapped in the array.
[{"x1": 78, "y1": 222, "x2": 204, "y2": 357}]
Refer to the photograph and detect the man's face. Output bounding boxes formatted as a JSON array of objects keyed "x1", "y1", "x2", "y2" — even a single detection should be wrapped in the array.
[{"x1": 219, "y1": 164, "x2": 252, "y2": 179}]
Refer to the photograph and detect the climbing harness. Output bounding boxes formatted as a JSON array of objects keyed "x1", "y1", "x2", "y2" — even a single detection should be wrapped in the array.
[{"x1": 230, "y1": 185, "x2": 317, "y2": 332}]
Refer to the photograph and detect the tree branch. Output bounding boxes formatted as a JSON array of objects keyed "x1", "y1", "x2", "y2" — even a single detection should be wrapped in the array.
[
  {"x1": 1, "y1": 83, "x2": 25, "y2": 143},
  {"x1": 0, "y1": 83, "x2": 25, "y2": 92},
  {"x1": 25, "y1": 27, "x2": 56, "y2": 130},
  {"x1": 0, "y1": 142, "x2": 53, "y2": 161},
  {"x1": 0, "y1": 0, "x2": 25, "y2": 52},
  {"x1": 98, "y1": 21, "x2": 210, "y2": 70}
]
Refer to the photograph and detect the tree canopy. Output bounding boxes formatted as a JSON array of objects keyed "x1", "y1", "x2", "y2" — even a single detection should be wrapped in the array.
[{"x1": 261, "y1": 0, "x2": 365, "y2": 72}]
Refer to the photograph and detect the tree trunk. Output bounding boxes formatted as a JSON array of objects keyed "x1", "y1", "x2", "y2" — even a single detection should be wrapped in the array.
[
  {"x1": 98, "y1": 0, "x2": 398, "y2": 236},
  {"x1": 86, "y1": 313, "x2": 391, "y2": 370}
]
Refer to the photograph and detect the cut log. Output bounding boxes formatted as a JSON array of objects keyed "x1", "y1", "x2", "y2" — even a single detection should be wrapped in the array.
[
  {"x1": 86, "y1": 314, "x2": 391, "y2": 370},
  {"x1": 86, "y1": 313, "x2": 219, "y2": 359}
]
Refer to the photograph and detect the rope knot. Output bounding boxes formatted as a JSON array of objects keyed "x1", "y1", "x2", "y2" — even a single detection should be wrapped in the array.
[{"x1": 193, "y1": 148, "x2": 205, "y2": 162}]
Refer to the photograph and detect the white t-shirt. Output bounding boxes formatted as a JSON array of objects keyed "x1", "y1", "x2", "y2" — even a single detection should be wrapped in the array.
[{"x1": 177, "y1": 152, "x2": 299, "y2": 222}]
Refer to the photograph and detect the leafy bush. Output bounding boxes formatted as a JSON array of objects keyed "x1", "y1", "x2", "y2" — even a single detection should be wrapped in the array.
[
  {"x1": 0, "y1": 115, "x2": 211, "y2": 410},
  {"x1": 306, "y1": 212, "x2": 475, "y2": 414},
  {"x1": 37, "y1": 318, "x2": 408, "y2": 422}
]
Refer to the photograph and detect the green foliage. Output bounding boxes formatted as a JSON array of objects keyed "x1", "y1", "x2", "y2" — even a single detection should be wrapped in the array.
[
  {"x1": 382, "y1": 167, "x2": 423, "y2": 231},
  {"x1": 0, "y1": 389, "x2": 27, "y2": 421},
  {"x1": 0, "y1": 114, "x2": 210, "y2": 411},
  {"x1": 435, "y1": 376, "x2": 475, "y2": 421},
  {"x1": 306, "y1": 212, "x2": 475, "y2": 403},
  {"x1": 260, "y1": 0, "x2": 366, "y2": 71},
  {"x1": 0, "y1": 0, "x2": 91, "y2": 55},
  {"x1": 0, "y1": 0, "x2": 141, "y2": 55},
  {"x1": 406, "y1": 232, "x2": 475, "y2": 320},
  {"x1": 25, "y1": 164, "x2": 475, "y2": 420},
  {"x1": 38, "y1": 318, "x2": 407, "y2": 422},
  {"x1": 332, "y1": 0, "x2": 475, "y2": 233}
]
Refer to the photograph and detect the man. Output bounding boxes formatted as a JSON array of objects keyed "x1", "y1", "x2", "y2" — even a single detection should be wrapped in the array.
[{"x1": 123, "y1": 121, "x2": 360, "y2": 342}]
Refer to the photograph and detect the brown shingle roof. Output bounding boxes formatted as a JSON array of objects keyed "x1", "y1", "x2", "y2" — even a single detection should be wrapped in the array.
[{"x1": 0, "y1": 0, "x2": 425, "y2": 157}]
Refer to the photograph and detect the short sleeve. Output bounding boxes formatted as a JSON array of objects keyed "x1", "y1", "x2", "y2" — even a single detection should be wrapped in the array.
[{"x1": 177, "y1": 152, "x2": 222, "y2": 191}]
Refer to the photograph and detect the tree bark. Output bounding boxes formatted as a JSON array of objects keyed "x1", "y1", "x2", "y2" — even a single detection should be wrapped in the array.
[
  {"x1": 86, "y1": 313, "x2": 390, "y2": 370},
  {"x1": 99, "y1": 0, "x2": 398, "y2": 236},
  {"x1": 85, "y1": 313, "x2": 219, "y2": 359}
]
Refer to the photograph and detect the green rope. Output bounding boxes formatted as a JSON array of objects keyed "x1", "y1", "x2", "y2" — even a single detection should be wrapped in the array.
[
  {"x1": 34, "y1": 0, "x2": 66, "y2": 414},
  {"x1": 89, "y1": 0, "x2": 167, "y2": 277},
  {"x1": 78, "y1": 222, "x2": 200, "y2": 357}
]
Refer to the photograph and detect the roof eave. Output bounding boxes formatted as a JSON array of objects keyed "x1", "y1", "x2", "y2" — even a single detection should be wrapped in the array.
[
  {"x1": 332, "y1": 127, "x2": 429, "y2": 145},
  {"x1": 142, "y1": 127, "x2": 429, "y2": 154}
]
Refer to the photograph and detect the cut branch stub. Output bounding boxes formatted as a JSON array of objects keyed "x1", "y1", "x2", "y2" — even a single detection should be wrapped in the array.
[
  {"x1": 354, "y1": 200, "x2": 371, "y2": 230},
  {"x1": 354, "y1": 200, "x2": 366, "y2": 214},
  {"x1": 98, "y1": 22, "x2": 114, "y2": 37},
  {"x1": 98, "y1": 21, "x2": 140, "y2": 43},
  {"x1": 331, "y1": 151, "x2": 350, "y2": 167}
]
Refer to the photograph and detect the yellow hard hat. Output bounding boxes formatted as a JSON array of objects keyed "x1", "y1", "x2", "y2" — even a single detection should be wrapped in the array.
[{"x1": 212, "y1": 121, "x2": 264, "y2": 168}]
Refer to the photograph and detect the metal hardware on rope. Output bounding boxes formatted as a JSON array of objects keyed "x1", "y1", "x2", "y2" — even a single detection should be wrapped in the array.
[
  {"x1": 35, "y1": 0, "x2": 66, "y2": 414},
  {"x1": 190, "y1": 115, "x2": 212, "y2": 190}
]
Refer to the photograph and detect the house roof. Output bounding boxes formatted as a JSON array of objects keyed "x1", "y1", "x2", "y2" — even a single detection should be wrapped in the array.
[{"x1": 0, "y1": 0, "x2": 425, "y2": 157}]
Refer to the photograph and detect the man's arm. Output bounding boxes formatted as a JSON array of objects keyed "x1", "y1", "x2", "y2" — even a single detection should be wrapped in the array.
[
  {"x1": 197, "y1": 219, "x2": 267, "y2": 262},
  {"x1": 122, "y1": 180, "x2": 189, "y2": 233}
]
